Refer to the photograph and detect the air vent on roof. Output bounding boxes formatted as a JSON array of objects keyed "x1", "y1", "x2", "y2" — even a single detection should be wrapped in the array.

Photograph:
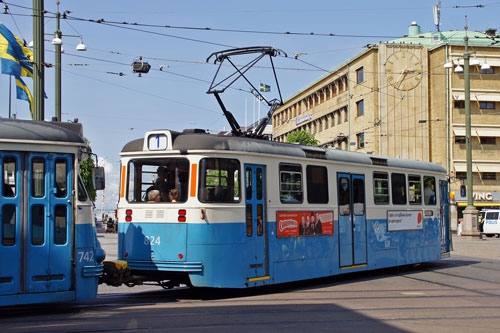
[
  {"x1": 370, "y1": 157, "x2": 388, "y2": 166},
  {"x1": 303, "y1": 149, "x2": 326, "y2": 160},
  {"x1": 183, "y1": 129, "x2": 207, "y2": 134}
]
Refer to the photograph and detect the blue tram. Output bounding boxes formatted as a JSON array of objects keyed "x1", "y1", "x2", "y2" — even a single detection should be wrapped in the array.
[
  {"x1": 0, "y1": 119, "x2": 105, "y2": 306},
  {"x1": 110, "y1": 129, "x2": 450, "y2": 288}
]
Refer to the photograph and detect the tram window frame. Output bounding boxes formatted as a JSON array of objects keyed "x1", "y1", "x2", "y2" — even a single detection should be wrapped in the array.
[
  {"x1": 77, "y1": 176, "x2": 88, "y2": 202},
  {"x1": 391, "y1": 173, "x2": 407, "y2": 205},
  {"x1": 199, "y1": 158, "x2": 240, "y2": 203},
  {"x1": 55, "y1": 159, "x2": 68, "y2": 198},
  {"x1": 279, "y1": 163, "x2": 303, "y2": 204},
  {"x1": 126, "y1": 158, "x2": 190, "y2": 203},
  {"x1": 54, "y1": 205, "x2": 67, "y2": 245},
  {"x1": 373, "y1": 172, "x2": 389, "y2": 205},
  {"x1": 2, "y1": 205, "x2": 16, "y2": 246},
  {"x1": 423, "y1": 176, "x2": 437, "y2": 205},
  {"x1": 2, "y1": 157, "x2": 16, "y2": 197},
  {"x1": 408, "y1": 175, "x2": 422, "y2": 205},
  {"x1": 32, "y1": 158, "x2": 45, "y2": 198},
  {"x1": 353, "y1": 178, "x2": 365, "y2": 216},
  {"x1": 31, "y1": 205, "x2": 45, "y2": 246},
  {"x1": 306, "y1": 165, "x2": 328, "y2": 204}
]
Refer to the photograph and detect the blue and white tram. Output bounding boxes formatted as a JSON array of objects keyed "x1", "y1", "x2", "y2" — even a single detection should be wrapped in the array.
[
  {"x1": 112, "y1": 129, "x2": 450, "y2": 288},
  {"x1": 0, "y1": 119, "x2": 105, "y2": 306}
]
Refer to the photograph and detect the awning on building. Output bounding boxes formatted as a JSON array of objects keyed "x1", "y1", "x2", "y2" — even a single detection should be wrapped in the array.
[
  {"x1": 454, "y1": 162, "x2": 500, "y2": 172},
  {"x1": 453, "y1": 59, "x2": 500, "y2": 67},
  {"x1": 453, "y1": 128, "x2": 500, "y2": 137},
  {"x1": 453, "y1": 94, "x2": 500, "y2": 102}
]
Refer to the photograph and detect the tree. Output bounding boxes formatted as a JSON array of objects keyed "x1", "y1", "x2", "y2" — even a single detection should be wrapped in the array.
[
  {"x1": 286, "y1": 130, "x2": 319, "y2": 146},
  {"x1": 80, "y1": 138, "x2": 97, "y2": 201}
]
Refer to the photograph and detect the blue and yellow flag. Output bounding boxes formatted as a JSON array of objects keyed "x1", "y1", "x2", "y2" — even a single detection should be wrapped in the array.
[
  {"x1": 260, "y1": 83, "x2": 270, "y2": 92},
  {"x1": 16, "y1": 76, "x2": 33, "y2": 118},
  {"x1": 0, "y1": 22, "x2": 34, "y2": 116}
]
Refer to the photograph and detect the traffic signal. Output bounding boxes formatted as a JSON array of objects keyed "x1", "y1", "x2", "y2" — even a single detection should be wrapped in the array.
[{"x1": 460, "y1": 185, "x2": 466, "y2": 197}]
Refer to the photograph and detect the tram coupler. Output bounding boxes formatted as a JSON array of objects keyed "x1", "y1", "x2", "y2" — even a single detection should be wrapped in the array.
[{"x1": 100, "y1": 260, "x2": 131, "y2": 287}]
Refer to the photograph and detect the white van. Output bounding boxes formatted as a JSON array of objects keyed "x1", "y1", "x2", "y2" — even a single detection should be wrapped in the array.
[{"x1": 483, "y1": 209, "x2": 500, "y2": 237}]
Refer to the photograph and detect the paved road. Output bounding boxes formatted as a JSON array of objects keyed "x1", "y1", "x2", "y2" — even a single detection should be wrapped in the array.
[{"x1": 1, "y1": 233, "x2": 499, "y2": 332}]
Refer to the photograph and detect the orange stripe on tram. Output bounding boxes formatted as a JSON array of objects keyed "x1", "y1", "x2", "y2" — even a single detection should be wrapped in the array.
[
  {"x1": 120, "y1": 165, "x2": 126, "y2": 198},
  {"x1": 190, "y1": 164, "x2": 197, "y2": 197}
]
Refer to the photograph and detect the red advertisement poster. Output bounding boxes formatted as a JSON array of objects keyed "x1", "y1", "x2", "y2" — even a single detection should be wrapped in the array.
[{"x1": 277, "y1": 211, "x2": 334, "y2": 238}]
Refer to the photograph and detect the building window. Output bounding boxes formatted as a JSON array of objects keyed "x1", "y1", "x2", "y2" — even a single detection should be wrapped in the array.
[
  {"x1": 337, "y1": 111, "x2": 342, "y2": 125},
  {"x1": 356, "y1": 100, "x2": 364, "y2": 117},
  {"x1": 480, "y1": 67, "x2": 494, "y2": 74},
  {"x1": 480, "y1": 137, "x2": 496, "y2": 145},
  {"x1": 482, "y1": 172, "x2": 497, "y2": 180},
  {"x1": 343, "y1": 108, "x2": 348, "y2": 122},
  {"x1": 330, "y1": 112, "x2": 335, "y2": 127},
  {"x1": 356, "y1": 67, "x2": 364, "y2": 83},
  {"x1": 357, "y1": 132, "x2": 365, "y2": 148},
  {"x1": 480, "y1": 102, "x2": 495, "y2": 110},
  {"x1": 455, "y1": 172, "x2": 466, "y2": 180},
  {"x1": 454, "y1": 100, "x2": 465, "y2": 108},
  {"x1": 455, "y1": 136, "x2": 466, "y2": 144}
]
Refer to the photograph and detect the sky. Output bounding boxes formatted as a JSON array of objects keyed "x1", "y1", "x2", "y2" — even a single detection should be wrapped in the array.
[{"x1": 1, "y1": 0, "x2": 499, "y2": 213}]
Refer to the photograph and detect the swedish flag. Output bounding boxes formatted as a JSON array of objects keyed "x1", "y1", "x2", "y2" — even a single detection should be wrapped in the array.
[
  {"x1": 16, "y1": 77, "x2": 33, "y2": 117},
  {"x1": 260, "y1": 83, "x2": 270, "y2": 92},
  {"x1": 0, "y1": 22, "x2": 34, "y2": 116}
]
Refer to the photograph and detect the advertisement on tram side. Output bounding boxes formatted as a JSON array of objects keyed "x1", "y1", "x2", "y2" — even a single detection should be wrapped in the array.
[
  {"x1": 387, "y1": 210, "x2": 423, "y2": 231},
  {"x1": 277, "y1": 211, "x2": 334, "y2": 237}
]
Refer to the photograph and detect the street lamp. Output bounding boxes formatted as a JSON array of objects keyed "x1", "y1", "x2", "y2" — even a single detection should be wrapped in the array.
[{"x1": 53, "y1": 2, "x2": 87, "y2": 122}]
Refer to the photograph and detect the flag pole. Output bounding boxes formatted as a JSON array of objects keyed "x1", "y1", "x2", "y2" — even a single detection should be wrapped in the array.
[{"x1": 8, "y1": 75, "x2": 12, "y2": 119}]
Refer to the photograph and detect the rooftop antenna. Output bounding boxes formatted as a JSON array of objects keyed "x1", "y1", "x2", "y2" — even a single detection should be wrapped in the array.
[
  {"x1": 433, "y1": 0, "x2": 441, "y2": 32},
  {"x1": 206, "y1": 46, "x2": 286, "y2": 138}
]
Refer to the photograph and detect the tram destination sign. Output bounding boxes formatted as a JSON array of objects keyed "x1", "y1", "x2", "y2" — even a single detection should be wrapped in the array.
[{"x1": 387, "y1": 210, "x2": 423, "y2": 231}]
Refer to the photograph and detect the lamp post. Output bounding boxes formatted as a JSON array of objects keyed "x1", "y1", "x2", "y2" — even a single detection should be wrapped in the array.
[
  {"x1": 33, "y1": 0, "x2": 44, "y2": 121},
  {"x1": 54, "y1": 2, "x2": 62, "y2": 121},
  {"x1": 461, "y1": 23, "x2": 480, "y2": 239}
]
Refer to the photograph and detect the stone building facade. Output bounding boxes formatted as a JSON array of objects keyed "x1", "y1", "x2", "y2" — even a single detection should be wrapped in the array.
[{"x1": 272, "y1": 22, "x2": 500, "y2": 229}]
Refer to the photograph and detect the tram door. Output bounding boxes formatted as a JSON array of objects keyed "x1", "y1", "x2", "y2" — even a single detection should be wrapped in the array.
[
  {"x1": 0, "y1": 152, "x2": 73, "y2": 295},
  {"x1": 244, "y1": 164, "x2": 267, "y2": 279},
  {"x1": 337, "y1": 173, "x2": 367, "y2": 267},
  {"x1": 439, "y1": 180, "x2": 451, "y2": 254},
  {"x1": 0, "y1": 153, "x2": 21, "y2": 295}
]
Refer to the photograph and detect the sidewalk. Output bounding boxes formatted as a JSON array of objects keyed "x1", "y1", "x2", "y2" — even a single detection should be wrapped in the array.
[{"x1": 451, "y1": 234, "x2": 500, "y2": 260}]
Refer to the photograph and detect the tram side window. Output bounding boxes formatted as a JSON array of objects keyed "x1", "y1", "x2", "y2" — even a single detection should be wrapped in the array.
[
  {"x1": 77, "y1": 176, "x2": 88, "y2": 202},
  {"x1": 126, "y1": 158, "x2": 190, "y2": 203},
  {"x1": 55, "y1": 159, "x2": 67, "y2": 198},
  {"x1": 280, "y1": 164, "x2": 303, "y2": 204},
  {"x1": 2, "y1": 205, "x2": 15, "y2": 246},
  {"x1": 424, "y1": 176, "x2": 436, "y2": 205},
  {"x1": 2, "y1": 157, "x2": 16, "y2": 197},
  {"x1": 373, "y1": 172, "x2": 389, "y2": 204},
  {"x1": 32, "y1": 158, "x2": 45, "y2": 198},
  {"x1": 199, "y1": 158, "x2": 240, "y2": 203},
  {"x1": 54, "y1": 205, "x2": 67, "y2": 245},
  {"x1": 31, "y1": 205, "x2": 44, "y2": 245},
  {"x1": 408, "y1": 175, "x2": 422, "y2": 205},
  {"x1": 306, "y1": 165, "x2": 328, "y2": 204},
  {"x1": 391, "y1": 173, "x2": 407, "y2": 205}
]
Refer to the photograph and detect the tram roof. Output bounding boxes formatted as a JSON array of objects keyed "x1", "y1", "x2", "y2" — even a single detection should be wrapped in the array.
[
  {"x1": 0, "y1": 119, "x2": 84, "y2": 144},
  {"x1": 122, "y1": 130, "x2": 446, "y2": 174}
]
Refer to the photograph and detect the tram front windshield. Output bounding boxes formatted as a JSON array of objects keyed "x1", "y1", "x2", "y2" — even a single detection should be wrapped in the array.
[{"x1": 127, "y1": 158, "x2": 189, "y2": 203}]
